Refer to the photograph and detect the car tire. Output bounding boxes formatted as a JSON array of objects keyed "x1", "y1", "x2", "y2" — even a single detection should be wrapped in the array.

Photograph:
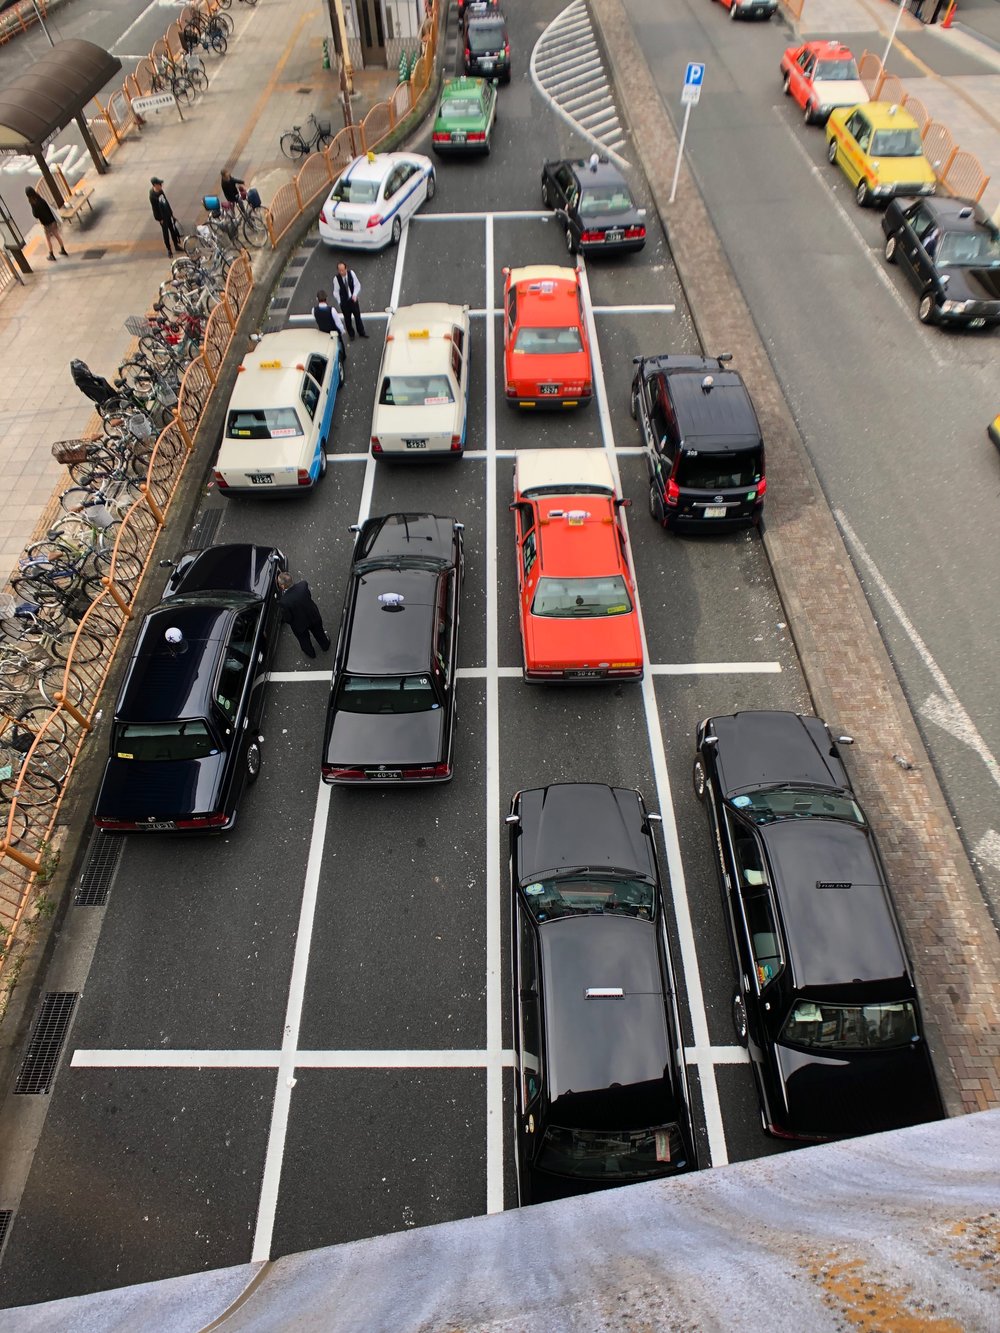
[
  {"x1": 391, "y1": 216, "x2": 402, "y2": 245},
  {"x1": 246, "y1": 739, "x2": 261, "y2": 783},
  {"x1": 319, "y1": 445, "x2": 327, "y2": 477},
  {"x1": 426, "y1": 171, "x2": 436, "y2": 200},
  {"x1": 803, "y1": 101, "x2": 815, "y2": 125},
  {"x1": 730, "y1": 0, "x2": 739, "y2": 16},
  {"x1": 630, "y1": 383, "x2": 638, "y2": 420},
  {"x1": 884, "y1": 233, "x2": 898, "y2": 264},
  {"x1": 565, "y1": 226, "x2": 577, "y2": 255},
  {"x1": 733, "y1": 994, "x2": 749, "y2": 1045},
  {"x1": 782, "y1": 72, "x2": 790, "y2": 96},
  {"x1": 338, "y1": 352, "x2": 347, "y2": 385},
  {"x1": 541, "y1": 178, "x2": 551, "y2": 208},
  {"x1": 648, "y1": 480, "x2": 666, "y2": 527},
  {"x1": 855, "y1": 179, "x2": 869, "y2": 207},
  {"x1": 918, "y1": 293, "x2": 938, "y2": 325},
  {"x1": 693, "y1": 758, "x2": 706, "y2": 801},
  {"x1": 826, "y1": 137, "x2": 838, "y2": 165}
]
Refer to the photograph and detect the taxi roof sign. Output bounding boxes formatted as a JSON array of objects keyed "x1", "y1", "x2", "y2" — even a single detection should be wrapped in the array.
[
  {"x1": 408, "y1": 328, "x2": 430, "y2": 339},
  {"x1": 259, "y1": 359, "x2": 283, "y2": 369}
]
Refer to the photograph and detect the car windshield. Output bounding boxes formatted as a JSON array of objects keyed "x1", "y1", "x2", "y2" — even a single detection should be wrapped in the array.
[
  {"x1": 936, "y1": 229, "x2": 1000, "y2": 267},
  {"x1": 728, "y1": 785, "x2": 866, "y2": 825},
  {"x1": 780, "y1": 1000, "x2": 919, "y2": 1051},
  {"x1": 379, "y1": 375, "x2": 454, "y2": 406},
  {"x1": 520, "y1": 872, "x2": 654, "y2": 921},
  {"x1": 513, "y1": 326, "x2": 583, "y2": 353},
  {"x1": 536, "y1": 1123, "x2": 688, "y2": 1179},
  {"x1": 814, "y1": 58, "x2": 859, "y2": 80},
  {"x1": 226, "y1": 407, "x2": 302, "y2": 440},
  {"x1": 114, "y1": 720, "x2": 218, "y2": 762},
  {"x1": 578, "y1": 187, "x2": 635, "y2": 217},
  {"x1": 441, "y1": 98, "x2": 481, "y2": 119},
  {"x1": 330, "y1": 177, "x2": 379, "y2": 205},
  {"x1": 336, "y1": 674, "x2": 438, "y2": 714},
  {"x1": 676, "y1": 449, "x2": 762, "y2": 489},
  {"x1": 531, "y1": 575, "x2": 632, "y2": 618},
  {"x1": 468, "y1": 21, "x2": 505, "y2": 52},
  {"x1": 870, "y1": 127, "x2": 923, "y2": 158}
]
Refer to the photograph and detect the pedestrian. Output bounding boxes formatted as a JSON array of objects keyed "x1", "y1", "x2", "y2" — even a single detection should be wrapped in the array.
[
  {"x1": 220, "y1": 168, "x2": 244, "y2": 205},
  {"x1": 313, "y1": 289, "x2": 348, "y2": 377},
  {"x1": 334, "y1": 261, "x2": 368, "y2": 339},
  {"x1": 25, "y1": 186, "x2": 68, "y2": 262},
  {"x1": 277, "y1": 571, "x2": 331, "y2": 659},
  {"x1": 149, "y1": 176, "x2": 182, "y2": 256}
]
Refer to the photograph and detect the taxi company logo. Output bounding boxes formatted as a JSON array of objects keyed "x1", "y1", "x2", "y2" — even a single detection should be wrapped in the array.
[
  {"x1": 816, "y1": 881, "x2": 852, "y2": 890},
  {"x1": 714, "y1": 495, "x2": 723, "y2": 503}
]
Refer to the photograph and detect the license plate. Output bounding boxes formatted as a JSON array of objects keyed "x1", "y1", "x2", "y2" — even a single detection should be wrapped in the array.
[
  {"x1": 367, "y1": 769, "x2": 402, "y2": 780},
  {"x1": 247, "y1": 473, "x2": 274, "y2": 485},
  {"x1": 539, "y1": 384, "x2": 559, "y2": 395},
  {"x1": 704, "y1": 506, "x2": 727, "y2": 518},
  {"x1": 968, "y1": 318, "x2": 986, "y2": 329},
  {"x1": 481, "y1": 60, "x2": 494, "y2": 70},
  {"x1": 452, "y1": 131, "x2": 466, "y2": 143},
  {"x1": 566, "y1": 668, "x2": 603, "y2": 679},
  {"x1": 404, "y1": 439, "x2": 428, "y2": 449},
  {"x1": 339, "y1": 220, "x2": 353, "y2": 231},
  {"x1": 144, "y1": 821, "x2": 176, "y2": 831},
  {"x1": 605, "y1": 229, "x2": 623, "y2": 242}
]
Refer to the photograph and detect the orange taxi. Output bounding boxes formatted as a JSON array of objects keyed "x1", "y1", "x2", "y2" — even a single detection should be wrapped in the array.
[
  {"x1": 779, "y1": 40, "x2": 867, "y2": 125},
  {"x1": 503, "y1": 265, "x2": 592, "y2": 408},
  {"x1": 512, "y1": 448, "x2": 643, "y2": 683}
]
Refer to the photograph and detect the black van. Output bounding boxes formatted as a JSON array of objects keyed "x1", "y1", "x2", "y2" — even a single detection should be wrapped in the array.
[
  {"x1": 463, "y1": 3, "x2": 510, "y2": 83},
  {"x1": 631, "y1": 353, "x2": 766, "y2": 531}
]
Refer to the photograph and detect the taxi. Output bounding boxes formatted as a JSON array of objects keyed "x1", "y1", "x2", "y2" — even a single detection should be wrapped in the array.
[
  {"x1": 989, "y1": 413, "x2": 1000, "y2": 450},
  {"x1": 780, "y1": 41, "x2": 867, "y2": 125},
  {"x1": 213, "y1": 329, "x2": 342, "y2": 495},
  {"x1": 503, "y1": 266, "x2": 592, "y2": 409},
  {"x1": 512, "y1": 448, "x2": 642, "y2": 682},
  {"x1": 370, "y1": 303, "x2": 471, "y2": 458},
  {"x1": 826, "y1": 102, "x2": 936, "y2": 208},
  {"x1": 432, "y1": 76, "x2": 497, "y2": 155},
  {"x1": 318, "y1": 151, "x2": 436, "y2": 250}
]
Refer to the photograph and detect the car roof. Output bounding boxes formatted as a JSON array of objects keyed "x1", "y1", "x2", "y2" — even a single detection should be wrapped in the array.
[
  {"x1": 554, "y1": 156, "x2": 628, "y2": 188},
  {"x1": 355, "y1": 513, "x2": 458, "y2": 567},
  {"x1": 509, "y1": 267, "x2": 580, "y2": 327},
  {"x1": 118, "y1": 604, "x2": 234, "y2": 723},
  {"x1": 919, "y1": 196, "x2": 993, "y2": 233},
  {"x1": 230, "y1": 329, "x2": 333, "y2": 407},
  {"x1": 440, "y1": 76, "x2": 487, "y2": 97},
  {"x1": 759, "y1": 820, "x2": 910, "y2": 991},
  {"x1": 856, "y1": 101, "x2": 920, "y2": 130},
  {"x1": 515, "y1": 783, "x2": 655, "y2": 884},
  {"x1": 658, "y1": 366, "x2": 761, "y2": 449},
  {"x1": 802, "y1": 40, "x2": 854, "y2": 57},
  {"x1": 536, "y1": 500, "x2": 622, "y2": 578},
  {"x1": 540, "y1": 915, "x2": 676, "y2": 1117},
  {"x1": 345, "y1": 565, "x2": 438, "y2": 675},
  {"x1": 383, "y1": 303, "x2": 466, "y2": 374},
  {"x1": 515, "y1": 448, "x2": 615, "y2": 498}
]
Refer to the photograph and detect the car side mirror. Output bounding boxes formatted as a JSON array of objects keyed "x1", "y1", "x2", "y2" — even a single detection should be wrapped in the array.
[
  {"x1": 158, "y1": 558, "x2": 175, "y2": 569},
  {"x1": 637, "y1": 208, "x2": 647, "y2": 218},
  {"x1": 505, "y1": 813, "x2": 519, "y2": 826},
  {"x1": 646, "y1": 812, "x2": 662, "y2": 825},
  {"x1": 349, "y1": 523, "x2": 361, "y2": 533},
  {"x1": 835, "y1": 734, "x2": 854, "y2": 745},
  {"x1": 940, "y1": 273, "x2": 950, "y2": 286},
  {"x1": 632, "y1": 355, "x2": 642, "y2": 365},
  {"x1": 616, "y1": 497, "x2": 632, "y2": 509}
]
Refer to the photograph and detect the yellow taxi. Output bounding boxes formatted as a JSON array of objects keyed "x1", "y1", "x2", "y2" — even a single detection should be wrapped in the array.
[
  {"x1": 826, "y1": 102, "x2": 936, "y2": 208},
  {"x1": 989, "y1": 413, "x2": 1000, "y2": 451}
]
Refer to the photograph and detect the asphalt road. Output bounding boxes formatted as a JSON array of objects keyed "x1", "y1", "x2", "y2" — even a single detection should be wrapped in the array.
[
  {"x1": 0, "y1": 0, "x2": 818, "y2": 1306},
  {"x1": 627, "y1": 0, "x2": 1000, "y2": 923}
]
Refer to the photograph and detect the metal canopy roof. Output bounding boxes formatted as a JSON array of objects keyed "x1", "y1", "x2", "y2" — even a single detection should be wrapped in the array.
[{"x1": 0, "y1": 39, "x2": 121, "y2": 152}]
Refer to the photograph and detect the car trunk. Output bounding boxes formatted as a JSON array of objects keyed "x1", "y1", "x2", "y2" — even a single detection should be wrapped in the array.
[{"x1": 95, "y1": 753, "x2": 228, "y2": 829}]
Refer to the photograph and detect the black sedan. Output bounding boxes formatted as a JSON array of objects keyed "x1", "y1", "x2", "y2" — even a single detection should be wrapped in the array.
[
  {"x1": 541, "y1": 156, "x2": 647, "y2": 256},
  {"x1": 693, "y1": 711, "x2": 942, "y2": 1142},
  {"x1": 94, "y1": 543, "x2": 286, "y2": 832},
  {"x1": 322, "y1": 514, "x2": 463, "y2": 784},
  {"x1": 507, "y1": 783, "x2": 697, "y2": 1204},
  {"x1": 882, "y1": 196, "x2": 1000, "y2": 329}
]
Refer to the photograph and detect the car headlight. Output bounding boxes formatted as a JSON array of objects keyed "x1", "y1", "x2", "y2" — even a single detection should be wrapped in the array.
[
  {"x1": 921, "y1": 182, "x2": 935, "y2": 193},
  {"x1": 873, "y1": 184, "x2": 891, "y2": 195}
]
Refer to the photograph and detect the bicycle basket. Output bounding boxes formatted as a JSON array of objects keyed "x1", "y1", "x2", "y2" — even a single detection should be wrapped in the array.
[
  {"x1": 127, "y1": 413, "x2": 156, "y2": 442},
  {"x1": 51, "y1": 439, "x2": 92, "y2": 465},
  {"x1": 203, "y1": 194, "x2": 221, "y2": 215},
  {"x1": 124, "y1": 314, "x2": 155, "y2": 337}
]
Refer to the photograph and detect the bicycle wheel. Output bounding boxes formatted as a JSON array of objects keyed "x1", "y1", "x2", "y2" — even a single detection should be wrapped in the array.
[
  {"x1": 0, "y1": 717, "x2": 72, "y2": 780},
  {"x1": 171, "y1": 77, "x2": 196, "y2": 107},
  {"x1": 211, "y1": 12, "x2": 234, "y2": 33},
  {"x1": 39, "y1": 662, "x2": 86, "y2": 709},
  {"x1": 138, "y1": 335, "x2": 182, "y2": 375},
  {"x1": 0, "y1": 799, "x2": 30, "y2": 845},
  {"x1": 209, "y1": 30, "x2": 229, "y2": 52},
  {"x1": 119, "y1": 360, "x2": 158, "y2": 397},
  {"x1": 17, "y1": 705, "x2": 72, "y2": 748},
  {"x1": 94, "y1": 548, "x2": 143, "y2": 589},
  {"x1": 12, "y1": 572, "x2": 73, "y2": 607},
  {"x1": 51, "y1": 624, "x2": 105, "y2": 665},
  {"x1": 0, "y1": 651, "x2": 37, "y2": 694},
  {"x1": 0, "y1": 763, "x2": 61, "y2": 807},
  {"x1": 25, "y1": 535, "x2": 79, "y2": 565},
  {"x1": 98, "y1": 394, "x2": 134, "y2": 425},
  {"x1": 241, "y1": 209, "x2": 268, "y2": 247},
  {"x1": 187, "y1": 67, "x2": 209, "y2": 93},
  {"x1": 216, "y1": 0, "x2": 231, "y2": 9},
  {"x1": 280, "y1": 132, "x2": 307, "y2": 161},
  {"x1": 316, "y1": 129, "x2": 334, "y2": 152}
]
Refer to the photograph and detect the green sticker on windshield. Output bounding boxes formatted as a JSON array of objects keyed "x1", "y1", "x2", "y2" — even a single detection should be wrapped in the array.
[{"x1": 525, "y1": 882, "x2": 544, "y2": 895}]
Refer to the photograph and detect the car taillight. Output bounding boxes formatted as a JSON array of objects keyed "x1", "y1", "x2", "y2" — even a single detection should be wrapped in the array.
[
  {"x1": 402, "y1": 763, "x2": 451, "y2": 780},
  {"x1": 175, "y1": 813, "x2": 229, "y2": 829},
  {"x1": 464, "y1": 46, "x2": 470, "y2": 61},
  {"x1": 625, "y1": 225, "x2": 645, "y2": 239},
  {"x1": 583, "y1": 381, "x2": 592, "y2": 396},
  {"x1": 504, "y1": 41, "x2": 510, "y2": 55},
  {"x1": 297, "y1": 469, "x2": 311, "y2": 486},
  {"x1": 505, "y1": 384, "x2": 516, "y2": 396},
  {"x1": 94, "y1": 818, "x2": 134, "y2": 830},
  {"x1": 323, "y1": 766, "x2": 365, "y2": 782},
  {"x1": 366, "y1": 214, "x2": 383, "y2": 229},
  {"x1": 432, "y1": 132, "x2": 450, "y2": 143},
  {"x1": 319, "y1": 208, "x2": 328, "y2": 224},
  {"x1": 528, "y1": 668, "x2": 563, "y2": 678},
  {"x1": 450, "y1": 435, "x2": 462, "y2": 451},
  {"x1": 212, "y1": 470, "x2": 229, "y2": 490},
  {"x1": 467, "y1": 132, "x2": 486, "y2": 142},
  {"x1": 580, "y1": 230, "x2": 603, "y2": 242},
  {"x1": 370, "y1": 436, "x2": 382, "y2": 454},
  {"x1": 608, "y1": 663, "x2": 641, "y2": 676},
  {"x1": 756, "y1": 477, "x2": 767, "y2": 497},
  {"x1": 665, "y1": 477, "x2": 680, "y2": 507}
]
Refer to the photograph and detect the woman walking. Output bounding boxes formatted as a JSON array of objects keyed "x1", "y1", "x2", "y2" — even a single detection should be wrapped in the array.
[{"x1": 25, "y1": 186, "x2": 68, "y2": 262}]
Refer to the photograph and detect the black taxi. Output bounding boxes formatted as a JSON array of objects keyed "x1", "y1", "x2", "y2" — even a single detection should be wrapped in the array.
[{"x1": 541, "y1": 155, "x2": 647, "y2": 256}]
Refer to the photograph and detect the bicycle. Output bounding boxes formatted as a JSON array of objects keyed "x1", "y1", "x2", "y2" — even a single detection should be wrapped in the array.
[
  {"x1": 151, "y1": 56, "x2": 197, "y2": 106},
  {"x1": 222, "y1": 190, "x2": 267, "y2": 248},
  {"x1": 0, "y1": 709, "x2": 73, "y2": 804},
  {"x1": 280, "y1": 114, "x2": 333, "y2": 160}
]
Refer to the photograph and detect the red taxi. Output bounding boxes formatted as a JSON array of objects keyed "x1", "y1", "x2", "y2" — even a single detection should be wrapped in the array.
[
  {"x1": 779, "y1": 41, "x2": 867, "y2": 125},
  {"x1": 503, "y1": 265, "x2": 592, "y2": 409},
  {"x1": 512, "y1": 448, "x2": 643, "y2": 683}
]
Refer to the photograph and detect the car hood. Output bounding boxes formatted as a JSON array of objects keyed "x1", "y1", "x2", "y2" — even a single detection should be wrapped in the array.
[
  {"x1": 870, "y1": 155, "x2": 936, "y2": 187},
  {"x1": 939, "y1": 265, "x2": 1000, "y2": 303},
  {"x1": 524, "y1": 611, "x2": 642, "y2": 670},
  {"x1": 772, "y1": 1042, "x2": 942, "y2": 1138},
  {"x1": 811, "y1": 78, "x2": 868, "y2": 108},
  {"x1": 95, "y1": 753, "x2": 227, "y2": 823},
  {"x1": 325, "y1": 707, "x2": 447, "y2": 767},
  {"x1": 711, "y1": 711, "x2": 848, "y2": 795},
  {"x1": 515, "y1": 784, "x2": 655, "y2": 883}
]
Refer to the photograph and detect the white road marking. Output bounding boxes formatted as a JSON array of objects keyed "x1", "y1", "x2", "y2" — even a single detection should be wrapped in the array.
[
  {"x1": 973, "y1": 829, "x2": 1000, "y2": 874},
  {"x1": 576, "y1": 257, "x2": 729, "y2": 1167},
  {"x1": 836, "y1": 510, "x2": 1000, "y2": 791},
  {"x1": 530, "y1": 0, "x2": 628, "y2": 166},
  {"x1": 112, "y1": 0, "x2": 167, "y2": 52},
  {"x1": 685, "y1": 1046, "x2": 749, "y2": 1065},
  {"x1": 414, "y1": 211, "x2": 549, "y2": 222},
  {"x1": 293, "y1": 302, "x2": 672, "y2": 327},
  {"x1": 268, "y1": 670, "x2": 331, "y2": 682},
  {"x1": 649, "y1": 662, "x2": 781, "y2": 675},
  {"x1": 73, "y1": 1049, "x2": 519, "y2": 1069}
]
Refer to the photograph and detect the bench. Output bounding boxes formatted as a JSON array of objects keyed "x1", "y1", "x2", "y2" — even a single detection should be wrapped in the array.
[{"x1": 58, "y1": 186, "x2": 95, "y2": 225}]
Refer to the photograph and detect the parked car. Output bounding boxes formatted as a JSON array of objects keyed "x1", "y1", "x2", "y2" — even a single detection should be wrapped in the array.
[
  {"x1": 540, "y1": 154, "x2": 647, "y2": 255},
  {"x1": 826, "y1": 102, "x2": 936, "y2": 208},
  {"x1": 213, "y1": 329, "x2": 343, "y2": 495},
  {"x1": 631, "y1": 352, "x2": 766, "y2": 531},
  {"x1": 503, "y1": 265, "x2": 592, "y2": 409},
  {"x1": 990, "y1": 413, "x2": 1000, "y2": 450},
  {"x1": 882, "y1": 195, "x2": 1000, "y2": 329},
  {"x1": 94, "y1": 544, "x2": 286, "y2": 832},
  {"x1": 716, "y1": 0, "x2": 777, "y2": 19},
  {"x1": 322, "y1": 514, "x2": 464, "y2": 784},
  {"x1": 693, "y1": 710, "x2": 943, "y2": 1141},
  {"x1": 432, "y1": 76, "x2": 498, "y2": 155},
  {"x1": 318, "y1": 152, "x2": 436, "y2": 249},
  {"x1": 779, "y1": 40, "x2": 867, "y2": 125},
  {"x1": 463, "y1": 2, "x2": 510, "y2": 83},
  {"x1": 508, "y1": 782, "x2": 698, "y2": 1204},
  {"x1": 370, "y1": 303, "x2": 471, "y2": 457},
  {"x1": 511, "y1": 448, "x2": 642, "y2": 682}
]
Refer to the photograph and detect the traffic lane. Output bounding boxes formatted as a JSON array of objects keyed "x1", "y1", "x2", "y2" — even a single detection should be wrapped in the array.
[
  {"x1": 271, "y1": 1067, "x2": 487, "y2": 1255},
  {"x1": 714, "y1": 1063, "x2": 790, "y2": 1163},
  {"x1": 0, "y1": 1069, "x2": 273, "y2": 1309},
  {"x1": 399, "y1": 217, "x2": 489, "y2": 309},
  {"x1": 596, "y1": 313, "x2": 702, "y2": 431},
  {"x1": 299, "y1": 685, "x2": 487, "y2": 1052}
]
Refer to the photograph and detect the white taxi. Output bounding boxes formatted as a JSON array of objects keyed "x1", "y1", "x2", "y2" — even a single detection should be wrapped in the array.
[
  {"x1": 318, "y1": 151, "x2": 436, "y2": 250},
  {"x1": 213, "y1": 329, "x2": 343, "y2": 495},
  {"x1": 370, "y1": 303, "x2": 470, "y2": 459}
]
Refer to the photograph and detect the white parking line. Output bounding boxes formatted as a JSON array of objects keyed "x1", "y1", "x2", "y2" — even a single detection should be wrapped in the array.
[
  {"x1": 685, "y1": 1046, "x2": 749, "y2": 1065},
  {"x1": 73, "y1": 1049, "x2": 519, "y2": 1069},
  {"x1": 415, "y1": 211, "x2": 548, "y2": 222}
]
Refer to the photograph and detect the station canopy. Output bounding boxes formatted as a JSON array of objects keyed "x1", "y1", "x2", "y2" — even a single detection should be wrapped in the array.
[{"x1": 0, "y1": 39, "x2": 121, "y2": 155}]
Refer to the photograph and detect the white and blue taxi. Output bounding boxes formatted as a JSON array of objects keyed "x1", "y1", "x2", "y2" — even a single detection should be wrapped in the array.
[
  {"x1": 318, "y1": 151, "x2": 436, "y2": 250},
  {"x1": 370, "y1": 303, "x2": 471, "y2": 459},
  {"x1": 213, "y1": 329, "x2": 342, "y2": 495}
]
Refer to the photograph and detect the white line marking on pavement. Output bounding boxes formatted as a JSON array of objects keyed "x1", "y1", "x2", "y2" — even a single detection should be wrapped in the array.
[
  {"x1": 484, "y1": 212, "x2": 504, "y2": 1215},
  {"x1": 71, "y1": 1048, "x2": 518, "y2": 1069},
  {"x1": 577, "y1": 256, "x2": 729, "y2": 1167},
  {"x1": 973, "y1": 829, "x2": 1000, "y2": 874},
  {"x1": 836, "y1": 510, "x2": 1000, "y2": 792},
  {"x1": 268, "y1": 670, "x2": 331, "y2": 683},
  {"x1": 73, "y1": 1050, "x2": 281, "y2": 1068},
  {"x1": 414, "y1": 211, "x2": 549, "y2": 222},
  {"x1": 289, "y1": 312, "x2": 389, "y2": 325},
  {"x1": 685, "y1": 1046, "x2": 749, "y2": 1065},
  {"x1": 649, "y1": 662, "x2": 781, "y2": 675},
  {"x1": 112, "y1": 0, "x2": 166, "y2": 52}
]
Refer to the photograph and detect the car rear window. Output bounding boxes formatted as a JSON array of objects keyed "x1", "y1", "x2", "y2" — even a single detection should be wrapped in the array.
[
  {"x1": 441, "y1": 98, "x2": 480, "y2": 118},
  {"x1": 676, "y1": 449, "x2": 762, "y2": 490},
  {"x1": 336, "y1": 675, "x2": 437, "y2": 714},
  {"x1": 869, "y1": 127, "x2": 923, "y2": 158},
  {"x1": 331, "y1": 177, "x2": 379, "y2": 204},
  {"x1": 513, "y1": 326, "x2": 583, "y2": 353},
  {"x1": 114, "y1": 720, "x2": 217, "y2": 762},
  {"x1": 379, "y1": 375, "x2": 455, "y2": 406},
  {"x1": 579, "y1": 187, "x2": 634, "y2": 217},
  {"x1": 780, "y1": 1000, "x2": 918, "y2": 1051},
  {"x1": 537, "y1": 1123, "x2": 688, "y2": 1179},
  {"x1": 468, "y1": 21, "x2": 505, "y2": 52},
  {"x1": 531, "y1": 575, "x2": 631, "y2": 618},
  {"x1": 227, "y1": 407, "x2": 303, "y2": 440}
]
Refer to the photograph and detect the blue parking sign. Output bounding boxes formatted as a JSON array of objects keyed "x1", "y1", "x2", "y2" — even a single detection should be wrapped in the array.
[{"x1": 682, "y1": 61, "x2": 705, "y2": 105}]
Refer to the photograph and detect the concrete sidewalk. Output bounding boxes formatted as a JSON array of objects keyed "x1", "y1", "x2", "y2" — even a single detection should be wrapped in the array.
[{"x1": 0, "y1": 0, "x2": 396, "y2": 583}]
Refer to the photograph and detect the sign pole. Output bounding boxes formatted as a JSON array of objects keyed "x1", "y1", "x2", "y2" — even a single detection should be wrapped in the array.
[
  {"x1": 880, "y1": 2, "x2": 905, "y2": 68},
  {"x1": 670, "y1": 102, "x2": 692, "y2": 205}
]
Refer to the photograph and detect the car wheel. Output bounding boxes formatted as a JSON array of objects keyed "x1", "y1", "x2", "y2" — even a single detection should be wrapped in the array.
[
  {"x1": 733, "y1": 993, "x2": 749, "y2": 1045},
  {"x1": 246, "y1": 739, "x2": 261, "y2": 783},
  {"x1": 541, "y1": 178, "x2": 551, "y2": 208},
  {"x1": 319, "y1": 445, "x2": 327, "y2": 477},
  {"x1": 648, "y1": 480, "x2": 666, "y2": 527},
  {"x1": 884, "y1": 233, "x2": 898, "y2": 264},
  {"x1": 565, "y1": 225, "x2": 577, "y2": 255},
  {"x1": 630, "y1": 382, "x2": 638, "y2": 420},
  {"x1": 826, "y1": 137, "x2": 838, "y2": 165},
  {"x1": 730, "y1": 0, "x2": 739, "y2": 16},
  {"x1": 782, "y1": 72, "x2": 790, "y2": 96},
  {"x1": 855, "y1": 179, "x2": 869, "y2": 207},
  {"x1": 426, "y1": 171, "x2": 436, "y2": 200},
  {"x1": 338, "y1": 352, "x2": 347, "y2": 385},
  {"x1": 918, "y1": 293, "x2": 938, "y2": 325},
  {"x1": 693, "y1": 758, "x2": 706, "y2": 801},
  {"x1": 391, "y1": 216, "x2": 402, "y2": 245},
  {"x1": 803, "y1": 101, "x2": 814, "y2": 125}
]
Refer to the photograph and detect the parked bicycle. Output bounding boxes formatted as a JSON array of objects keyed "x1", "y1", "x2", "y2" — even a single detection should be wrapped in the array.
[{"x1": 280, "y1": 113, "x2": 333, "y2": 160}]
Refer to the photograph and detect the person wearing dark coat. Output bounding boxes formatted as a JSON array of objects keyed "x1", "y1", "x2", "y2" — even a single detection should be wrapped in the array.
[
  {"x1": 25, "y1": 186, "x2": 67, "y2": 261},
  {"x1": 220, "y1": 169, "x2": 244, "y2": 205},
  {"x1": 277, "y1": 572, "x2": 331, "y2": 659},
  {"x1": 149, "y1": 176, "x2": 181, "y2": 256}
]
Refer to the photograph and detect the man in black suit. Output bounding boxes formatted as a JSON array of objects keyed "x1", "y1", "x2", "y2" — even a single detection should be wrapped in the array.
[{"x1": 277, "y1": 571, "x2": 331, "y2": 659}]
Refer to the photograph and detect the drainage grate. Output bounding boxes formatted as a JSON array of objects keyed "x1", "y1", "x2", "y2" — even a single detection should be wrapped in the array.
[
  {"x1": 75, "y1": 833, "x2": 125, "y2": 906},
  {"x1": 288, "y1": 254, "x2": 309, "y2": 267},
  {"x1": 81, "y1": 249, "x2": 106, "y2": 260},
  {"x1": 270, "y1": 296, "x2": 290, "y2": 310},
  {"x1": 188, "y1": 506, "x2": 224, "y2": 551},
  {"x1": 0, "y1": 1210, "x2": 11, "y2": 1253},
  {"x1": 14, "y1": 993, "x2": 78, "y2": 1095},
  {"x1": 278, "y1": 276, "x2": 296, "y2": 289}
]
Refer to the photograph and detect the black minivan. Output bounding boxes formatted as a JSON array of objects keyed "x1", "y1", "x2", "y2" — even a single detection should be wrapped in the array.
[
  {"x1": 631, "y1": 352, "x2": 766, "y2": 531},
  {"x1": 463, "y1": 3, "x2": 510, "y2": 83}
]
